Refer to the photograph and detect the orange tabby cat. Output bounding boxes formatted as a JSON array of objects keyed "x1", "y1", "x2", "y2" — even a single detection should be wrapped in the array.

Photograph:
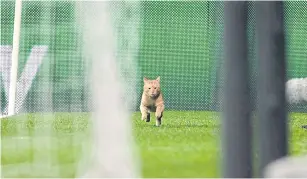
[{"x1": 140, "y1": 76, "x2": 165, "y2": 126}]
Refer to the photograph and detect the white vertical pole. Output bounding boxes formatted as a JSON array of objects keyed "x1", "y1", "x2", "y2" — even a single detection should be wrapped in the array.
[{"x1": 8, "y1": 0, "x2": 22, "y2": 115}]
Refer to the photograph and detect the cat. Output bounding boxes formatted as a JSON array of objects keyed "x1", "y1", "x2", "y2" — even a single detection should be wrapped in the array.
[{"x1": 140, "y1": 76, "x2": 165, "y2": 127}]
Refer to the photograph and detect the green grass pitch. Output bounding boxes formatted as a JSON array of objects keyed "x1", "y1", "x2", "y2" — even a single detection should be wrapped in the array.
[{"x1": 1, "y1": 111, "x2": 307, "y2": 178}]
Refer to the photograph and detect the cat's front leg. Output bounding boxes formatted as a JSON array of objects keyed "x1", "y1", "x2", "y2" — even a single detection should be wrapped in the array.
[
  {"x1": 140, "y1": 105, "x2": 150, "y2": 122},
  {"x1": 155, "y1": 104, "x2": 164, "y2": 126}
]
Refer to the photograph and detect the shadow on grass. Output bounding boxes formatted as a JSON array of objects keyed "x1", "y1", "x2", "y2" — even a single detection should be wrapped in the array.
[
  {"x1": 164, "y1": 124, "x2": 215, "y2": 128},
  {"x1": 136, "y1": 123, "x2": 220, "y2": 129}
]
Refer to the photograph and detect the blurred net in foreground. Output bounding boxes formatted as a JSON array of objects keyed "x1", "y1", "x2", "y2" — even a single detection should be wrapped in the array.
[
  {"x1": 1, "y1": 1, "x2": 140, "y2": 178},
  {"x1": 1, "y1": 1, "x2": 307, "y2": 178}
]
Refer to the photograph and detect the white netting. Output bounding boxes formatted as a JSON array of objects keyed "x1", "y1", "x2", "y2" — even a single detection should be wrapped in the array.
[
  {"x1": 1, "y1": 1, "x2": 307, "y2": 178},
  {"x1": 1, "y1": 1, "x2": 140, "y2": 177}
]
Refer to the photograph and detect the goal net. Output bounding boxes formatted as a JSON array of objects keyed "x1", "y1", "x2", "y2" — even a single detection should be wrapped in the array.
[
  {"x1": 1, "y1": 1, "x2": 307, "y2": 178},
  {"x1": 1, "y1": 1, "x2": 141, "y2": 178}
]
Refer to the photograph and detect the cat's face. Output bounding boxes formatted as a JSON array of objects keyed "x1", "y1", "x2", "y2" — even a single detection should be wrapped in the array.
[{"x1": 143, "y1": 76, "x2": 161, "y2": 98}]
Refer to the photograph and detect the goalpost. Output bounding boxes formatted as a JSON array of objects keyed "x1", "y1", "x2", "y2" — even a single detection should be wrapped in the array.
[
  {"x1": 5, "y1": 0, "x2": 22, "y2": 118},
  {"x1": 0, "y1": 0, "x2": 22, "y2": 118}
]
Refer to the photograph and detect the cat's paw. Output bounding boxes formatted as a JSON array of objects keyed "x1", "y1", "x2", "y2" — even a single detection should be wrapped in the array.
[
  {"x1": 155, "y1": 119, "x2": 161, "y2": 127},
  {"x1": 141, "y1": 115, "x2": 146, "y2": 121}
]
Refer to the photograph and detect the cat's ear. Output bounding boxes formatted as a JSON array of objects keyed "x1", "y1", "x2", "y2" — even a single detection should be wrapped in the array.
[
  {"x1": 143, "y1": 77, "x2": 149, "y2": 83},
  {"x1": 156, "y1": 76, "x2": 160, "y2": 82}
]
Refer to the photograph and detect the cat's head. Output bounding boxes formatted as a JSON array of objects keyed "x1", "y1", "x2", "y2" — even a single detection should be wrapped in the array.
[{"x1": 143, "y1": 76, "x2": 161, "y2": 98}]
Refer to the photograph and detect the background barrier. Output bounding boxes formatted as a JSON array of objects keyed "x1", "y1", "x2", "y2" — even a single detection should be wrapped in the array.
[{"x1": 1, "y1": 1, "x2": 307, "y2": 114}]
